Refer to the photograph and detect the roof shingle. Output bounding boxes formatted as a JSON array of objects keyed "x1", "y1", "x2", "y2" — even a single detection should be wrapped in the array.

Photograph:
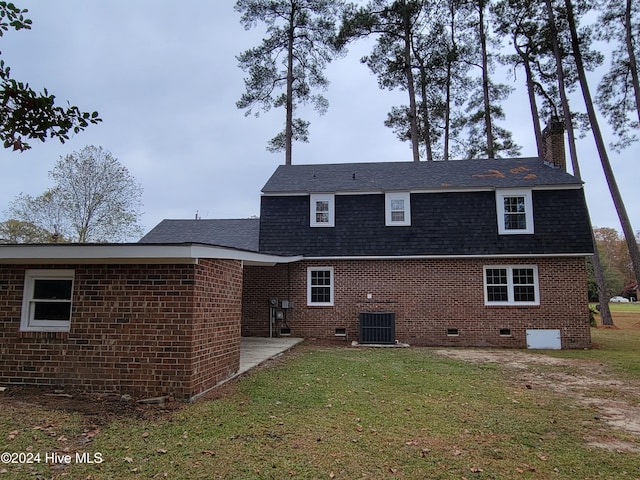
[
  {"x1": 261, "y1": 158, "x2": 581, "y2": 194},
  {"x1": 139, "y1": 218, "x2": 259, "y2": 252}
]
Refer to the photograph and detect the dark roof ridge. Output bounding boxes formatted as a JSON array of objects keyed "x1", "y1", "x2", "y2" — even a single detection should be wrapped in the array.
[{"x1": 262, "y1": 157, "x2": 580, "y2": 194}]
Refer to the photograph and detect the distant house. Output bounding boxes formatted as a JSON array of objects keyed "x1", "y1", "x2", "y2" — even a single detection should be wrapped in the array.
[{"x1": 0, "y1": 126, "x2": 593, "y2": 399}]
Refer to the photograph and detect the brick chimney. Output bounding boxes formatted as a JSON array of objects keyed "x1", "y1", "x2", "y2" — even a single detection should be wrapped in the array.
[{"x1": 541, "y1": 116, "x2": 566, "y2": 170}]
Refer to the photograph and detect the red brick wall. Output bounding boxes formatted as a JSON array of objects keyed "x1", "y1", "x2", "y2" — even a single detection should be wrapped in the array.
[
  {"x1": 190, "y1": 259, "x2": 243, "y2": 397},
  {"x1": 0, "y1": 260, "x2": 243, "y2": 400},
  {"x1": 243, "y1": 257, "x2": 591, "y2": 349}
]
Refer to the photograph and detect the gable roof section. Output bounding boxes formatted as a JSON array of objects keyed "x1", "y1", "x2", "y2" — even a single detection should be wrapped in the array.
[
  {"x1": 261, "y1": 158, "x2": 581, "y2": 194},
  {"x1": 139, "y1": 218, "x2": 260, "y2": 252}
]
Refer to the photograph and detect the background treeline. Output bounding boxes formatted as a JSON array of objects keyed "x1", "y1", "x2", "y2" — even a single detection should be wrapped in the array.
[{"x1": 589, "y1": 228, "x2": 640, "y2": 301}]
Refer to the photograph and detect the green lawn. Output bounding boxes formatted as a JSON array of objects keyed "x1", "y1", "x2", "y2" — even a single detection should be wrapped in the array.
[{"x1": 1, "y1": 308, "x2": 639, "y2": 479}]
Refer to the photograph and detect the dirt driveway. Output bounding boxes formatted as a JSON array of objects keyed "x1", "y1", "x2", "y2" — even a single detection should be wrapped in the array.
[{"x1": 433, "y1": 349, "x2": 640, "y2": 453}]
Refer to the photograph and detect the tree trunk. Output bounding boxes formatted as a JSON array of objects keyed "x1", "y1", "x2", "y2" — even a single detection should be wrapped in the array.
[
  {"x1": 516, "y1": 39, "x2": 543, "y2": 157},
  {"x1": 401, "y1": 2, "x2": 420, "y2": 162},
  {"x1": 545, "y1": 0, "x2": 581, "y2": 178},
  {"x1": 479, "y1": 0, "x2": 494, "y2": 158},
  {"x1": 285, "y1": 4, "x2": 296, "y2": 166},
  {"x1": 624, "y1": 0, "x2": 640, "y2": 123},
  {"x1": 418, "y1": 63, "x2": 434, "y2": 162},
  {"x1": 546, "y1": 0, "x2": 614, "y2": 326},
  {"x1": 566, "y1": 0, "x2": 640, "y2": 319},
  {"x1": 444, "y1": 2, "x2": 455, "y2": 162}
]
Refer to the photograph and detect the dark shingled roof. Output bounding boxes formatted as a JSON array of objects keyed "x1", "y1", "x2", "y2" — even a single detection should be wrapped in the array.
[
  {"x1": 261, "y1": 158, "x2": 581, "y2": 194},
  {"x1": 139, "y1": 218, "x2": 260, "y2": 252}
]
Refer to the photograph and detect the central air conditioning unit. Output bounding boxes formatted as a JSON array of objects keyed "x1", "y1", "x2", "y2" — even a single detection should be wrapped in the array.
[{"x1": 358, "y1": 312, "x2": 395, "y2": 345}]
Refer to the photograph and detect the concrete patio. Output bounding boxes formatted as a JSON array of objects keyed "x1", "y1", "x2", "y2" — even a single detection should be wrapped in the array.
[{"x1": 238, "y1": 337, "x2": 304, "y2": 376}]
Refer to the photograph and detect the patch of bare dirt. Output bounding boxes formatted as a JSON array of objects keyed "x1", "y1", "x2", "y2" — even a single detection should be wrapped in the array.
[
  {"x1": 433, "y1": 349, "x2": 640, "y2": 453},
  {"x1": 0, "y1": 386, "x2": 184, "y2": 425}
]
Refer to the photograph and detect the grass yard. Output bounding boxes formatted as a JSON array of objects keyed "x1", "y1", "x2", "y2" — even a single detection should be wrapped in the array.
[
  {"x1": 548, "y1": 302, "x2": 640, "y2": 379},
  {"x1": 1, "y1": 307, "x2": 639, "y2": 479}
]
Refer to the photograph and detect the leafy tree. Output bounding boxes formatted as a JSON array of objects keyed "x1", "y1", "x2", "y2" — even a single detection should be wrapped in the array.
[
  {"x1": 0, "y1": 2, "x2": 101, "y2": 151},
  {"x1": 493, "y1": 0, "x2": 549, "y2": 156},
  {"x1": 378, "y1": 0, "x2": 473, "y2": 161},
  {"x1": 595, "y1": 0, "x2": 640, "y2": 151},
  {"x1": 337, "y1": 0, "x2": 424, "y2": 162},
  {"x1": 338, "y1": 0, "x2": 485, "y2": 161},
  {"x1": 594, "y1": 227, "x2": 634, "y2": 286},
  {"x1": 6, "y1": 146, "x2": 143, "y2": 242},
  {"x1": 235, "y1": 0, "x2": 344, "y2": 165},
  {"x1": 559, "y1": 0, "x2": 640, "y2": 303},
  {"x1": 7, "y1": 188, "x2": 68, "y2": 241},
  {"x1": 0, "y1": 219, "x2": 51, "y2": 243}
]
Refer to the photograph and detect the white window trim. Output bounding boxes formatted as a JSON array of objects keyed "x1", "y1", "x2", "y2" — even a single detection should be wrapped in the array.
[
  {"x1": 310, "y1": 194, "x2": 335, "y2": 227},
  {"x1": 21, "y1": 269, "x2": 74, "y2": 332},
  {"x1": 496, "y1": 189, "x2": 534, "y2": 234},
  {"x1": 385, "y1": 192, "x2": 411, "y2": 226},
  {"x1": 307, "y1": 266, "x2": 334, "y2": 306},
  {"x1": 483, "y1": 265, "x2": 539, "y2": 306}
]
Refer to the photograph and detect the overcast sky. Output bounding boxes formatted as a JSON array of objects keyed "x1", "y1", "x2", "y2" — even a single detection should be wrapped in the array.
[{"x1": 1, "y1": 1, "x2": 638, "y2": 238}]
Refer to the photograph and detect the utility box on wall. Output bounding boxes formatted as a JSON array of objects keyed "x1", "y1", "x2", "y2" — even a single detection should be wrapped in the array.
[
  {"x1": 359, "y1": 312, "x2": 395, "y2": 345},
  {"x1": 526, "y1": 329, "x2": 561, "y2": 349}
]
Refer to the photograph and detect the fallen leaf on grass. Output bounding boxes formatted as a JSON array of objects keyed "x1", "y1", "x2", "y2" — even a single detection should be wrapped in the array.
[
  {"x1": 420, "y1": 448, "x2": 431, "y2": 457},
  {"x1": 517, "y1": 464, "x2": 536, "y2": 473},
  {"x1": 142, "y1": 432, "x2": 150, "y2": 438},
  {"x1": 7, "y1": 430, "x2": 19, "y2": 440},
  {"x1": 124, "y1": 457, "x2": 133, "y2": 463},
  {"x1": 156, "y1": 448, "x2": 167, "y2": 454},
  {"x1": 470, "y1": 467, "x2": 484, "y2": 473}
]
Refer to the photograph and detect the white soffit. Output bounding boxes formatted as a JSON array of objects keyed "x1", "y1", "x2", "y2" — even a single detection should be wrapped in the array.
[{"x1": 0, "y1": 244, "x2": 301, "y2": 266}]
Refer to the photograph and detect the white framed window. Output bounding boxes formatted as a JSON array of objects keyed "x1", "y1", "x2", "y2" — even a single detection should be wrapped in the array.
[
  {"x1": 21, "y1": 269, "x2": 74, "y2": 332},
  {"x1": 484, "y1": 265, "x2": 539, "y2": 306},
  {"x1": 496, "y1": 189, "x2": 534, "y2": 234},
  {"x1": 310, "y1": 194, "x2": 335, "y2": 227},
  {"x1": 385, "y1": 192, "x2": 411, "y2": 226},
  {"x1": 307, "y1": 267, "x2": 334, "y2": 306}
]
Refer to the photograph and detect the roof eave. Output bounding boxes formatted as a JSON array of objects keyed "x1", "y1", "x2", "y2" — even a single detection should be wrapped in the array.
[{"x1": 0, "y1": 243, "x2": 302, "y2": 266}]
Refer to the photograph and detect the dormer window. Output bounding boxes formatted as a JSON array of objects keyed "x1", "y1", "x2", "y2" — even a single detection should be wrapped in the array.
[
  {"x1": 310, "y1": 194, "x2": 335, "y2": 227},
  {"x1": 496, "y1": 189, "x2": 533, "y2": 234},
  {"x1": 385, "y1": 192, "x2": 411, "y2": 226}
]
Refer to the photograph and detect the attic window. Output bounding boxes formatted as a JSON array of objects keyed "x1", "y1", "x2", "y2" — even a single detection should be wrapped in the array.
[
  {"x1": 496, "y1": 189, "x2": 534, "y2": 234},
  {"x1": 310, "y1": 194, "x2": 335, "y2": 227},
  {"x1": 385, "y1": 192, "x2": 411, "y2": 226}
]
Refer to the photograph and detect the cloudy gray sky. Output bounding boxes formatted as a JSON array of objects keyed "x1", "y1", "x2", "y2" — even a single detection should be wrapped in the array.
[{"x1": 1, "y1": 1, "x2": 638, "y2": 237}]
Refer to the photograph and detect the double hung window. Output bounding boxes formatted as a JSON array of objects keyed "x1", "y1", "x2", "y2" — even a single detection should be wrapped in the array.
[
  {"x1": 484, "y1": 266, "x2": 539, "y2": 306},
  {"x1": 385, "y1": 192, "x2": 411, "y2": 226},
  {"x1": 307, "y1": 267, "x2": 334, "y2": 306},
  {"x1": 496, "y1": 189, "x2": 534, "y2": 234},
  {"x1": 21, "y1": 270, "x2": 74, "y2": 332},
  {"x1": 310, "y1": 194, "x2": 335, "y2": 227}
]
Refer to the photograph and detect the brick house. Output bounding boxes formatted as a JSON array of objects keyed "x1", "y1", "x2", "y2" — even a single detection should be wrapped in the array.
[
  {"x1": 143, "y1": 156, "x2": 593, "y2": 350},
  {"x1": 0, "y1": 130, "x2": 594, "y2": 398},
  {"x1": 239, "y1": 157, "x2": 593, "y2": 349}
]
